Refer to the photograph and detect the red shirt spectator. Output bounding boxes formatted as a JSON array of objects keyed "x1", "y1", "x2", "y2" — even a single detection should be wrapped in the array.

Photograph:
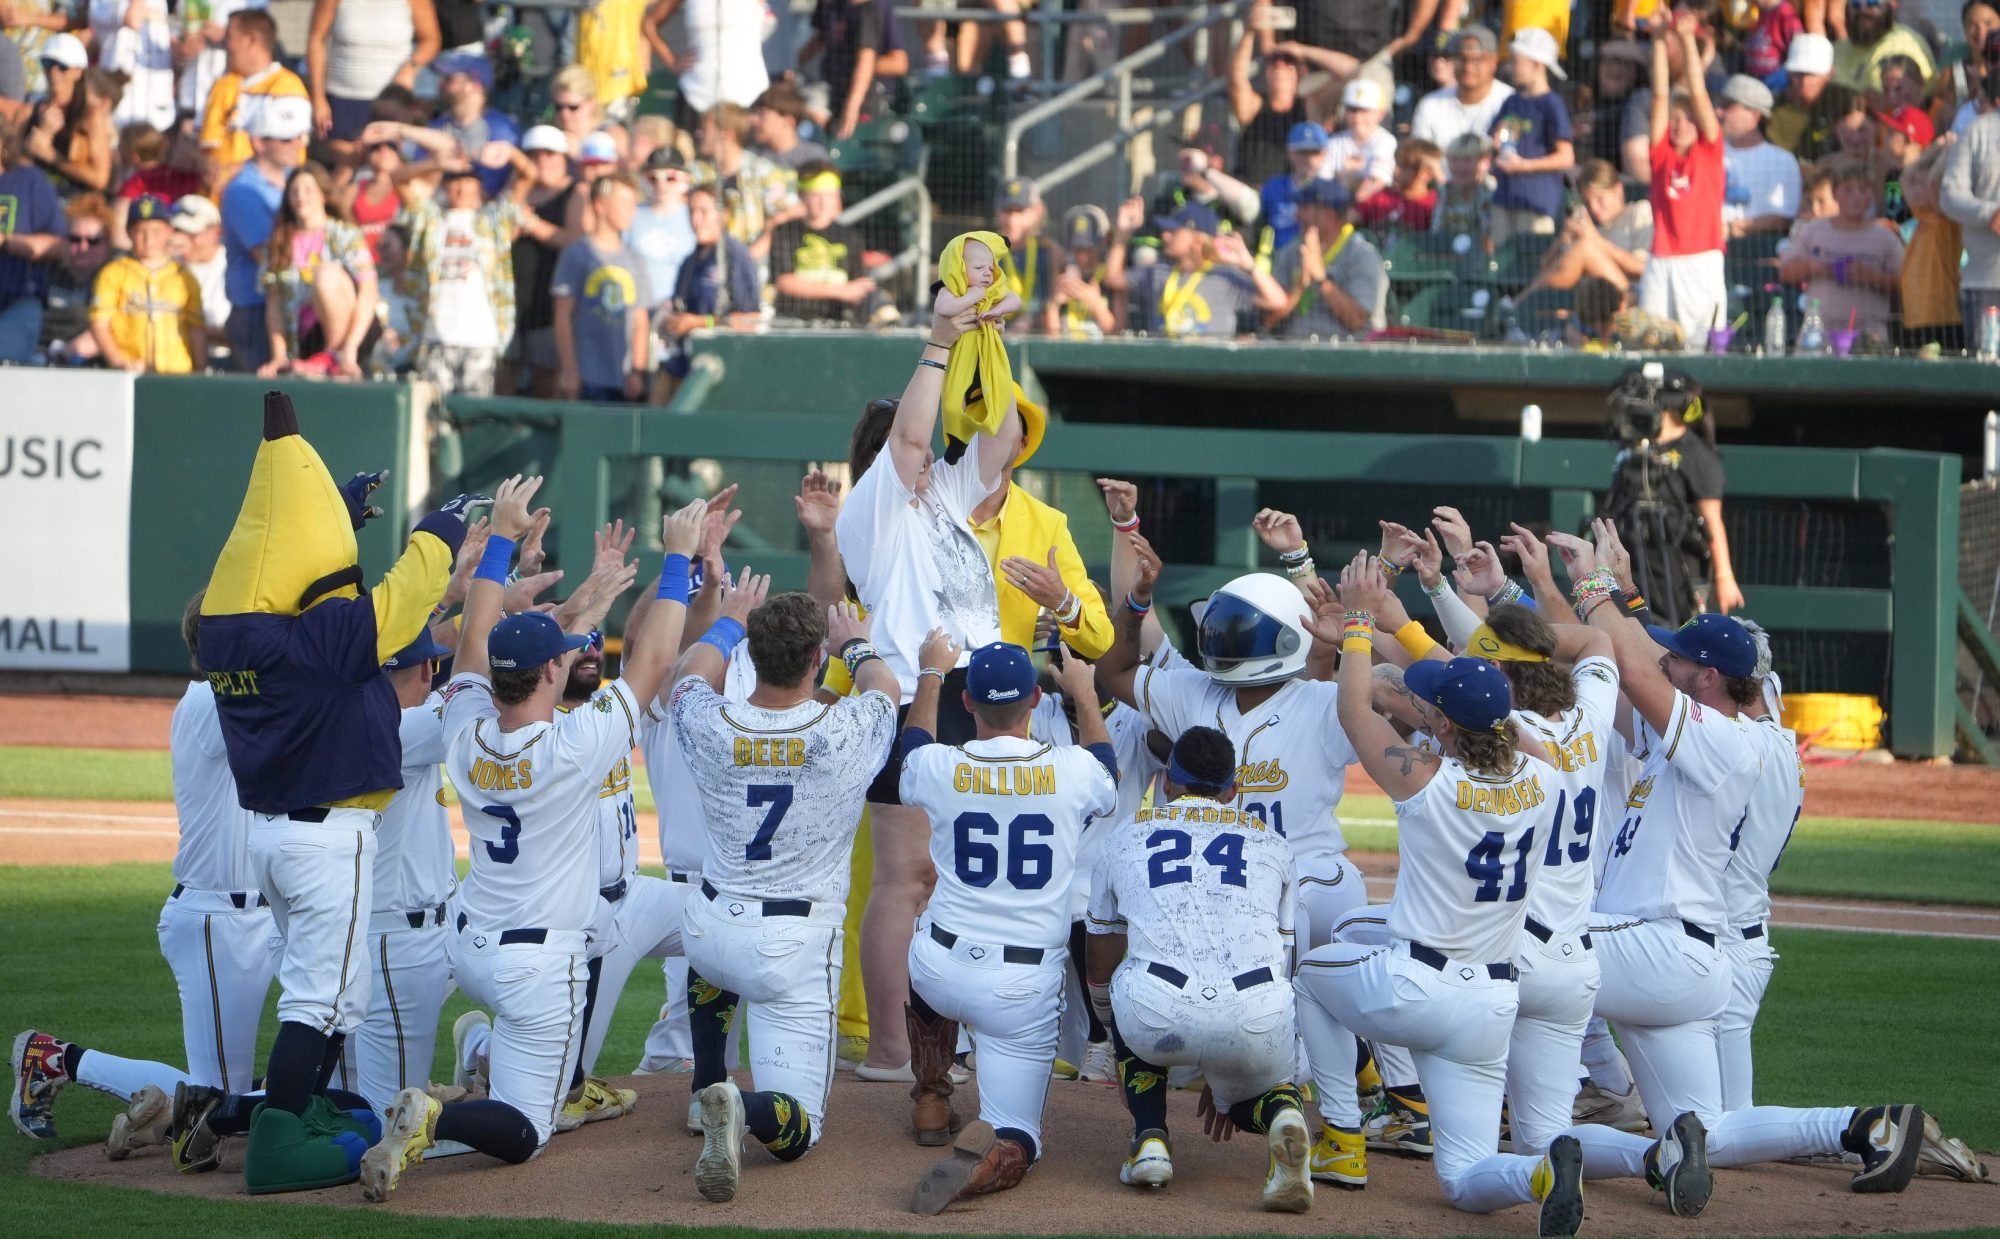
[
  {"x1": 1355, "y1": 186, "x2": 1438, "y2": 232},
  {"x1": 119, "y1": 163, "x2": 203, "y2": 203},
  {"x1": 1650, "y1": 133, "x2": 1724, "y2": 257}
]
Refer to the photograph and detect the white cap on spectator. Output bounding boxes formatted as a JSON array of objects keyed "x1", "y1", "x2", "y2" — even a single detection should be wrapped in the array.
[
  {"x1": 1784, "y1": 32, "x2": 1834, "y2": 76},
  {"x1": 1720, "y1": 74, "x2": 1774, "y2": 116},
  {"x1": 1341, "y1": 77, "x2": 1386, "y2": 113},
  {"x1": 1509, "y1": 27, "x2": 1567, "y2": 79},
  {"x1": 250, "y1": 95, "x2": 313, "y2": 141},
  {"x1": 579, "y1": 131, "x2": 618, "y2": 164},
  {"x1": 522, "y1": 124, "x2": 568, "y2": 154},
  {"x1": 39, "y1": 32, "x2": 87, "y2": 70},
  {"x1": 171, "y1": 195, "x2": 221, "y2": 234}
]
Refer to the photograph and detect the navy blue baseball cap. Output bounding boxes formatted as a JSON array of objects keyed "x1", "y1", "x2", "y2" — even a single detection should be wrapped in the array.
[
  {"x1": 967, "y1": 642, "x2": 1037, "y2": 705},
  {"x1": 383, "y1": 633, "x2": 450, "y2": 670},
  {"x1": 1404, "y1": 656, "x2": 1514, "y2": 732},
  {"x1": 1647, "y1": 614, "x2": 1758, "y2": 680},
  {"x1": 1154, "y1": 202, "x2": 1221, "y2": 236},
  {"x1": 1297, "y1": 177, "x2": 1352, "y2": 211},
  {"x1": 1286, "y1": 121, "x2": 1329, "y2": 151},
  {"x1": 489, "y1": 612, "x2": 590, "y2": 671}
]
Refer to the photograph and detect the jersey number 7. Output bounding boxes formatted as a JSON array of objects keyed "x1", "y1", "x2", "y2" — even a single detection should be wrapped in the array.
[{"x1": 746, "y1": 784, "x2": 793, "y2": 861}]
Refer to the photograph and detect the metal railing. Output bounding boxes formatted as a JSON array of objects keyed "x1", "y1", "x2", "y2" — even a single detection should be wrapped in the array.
[
  {"x1": 838, "y1": 172, "x2": 934, "y2": 293},
  {"x1": 894, "y1": 3, "x2": 1232, "y2": 96}
]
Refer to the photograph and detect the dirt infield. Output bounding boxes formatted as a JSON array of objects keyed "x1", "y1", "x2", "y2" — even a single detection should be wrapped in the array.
[{"x1": 32, "y1": 1072, "x2": 1997, "y2": 1235}]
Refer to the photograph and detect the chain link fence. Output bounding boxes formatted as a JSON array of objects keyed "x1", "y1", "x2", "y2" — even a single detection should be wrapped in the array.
[{"x1": 1959, "y1": 478, "x2": 2000, "y2": 747}]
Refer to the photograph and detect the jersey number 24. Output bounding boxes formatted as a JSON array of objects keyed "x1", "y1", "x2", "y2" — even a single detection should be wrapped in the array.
[{"x1": 1147, "y1": 828, "x2": 1248, "y2": 888}]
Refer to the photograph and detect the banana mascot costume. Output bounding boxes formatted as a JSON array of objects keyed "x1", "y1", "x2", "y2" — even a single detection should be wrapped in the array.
[{"x1": 199, "y1": 392, "x2": 472, "y2": 1193}]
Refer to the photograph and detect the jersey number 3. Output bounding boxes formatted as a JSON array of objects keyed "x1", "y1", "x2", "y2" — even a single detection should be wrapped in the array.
[{"x1": 481, "y1": 805, "x2": 522, "y2": 865}]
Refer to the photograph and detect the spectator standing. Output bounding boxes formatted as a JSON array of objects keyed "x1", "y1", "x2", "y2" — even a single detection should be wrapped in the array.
[
  {"x1": 769, "y1": 160, "x2": 878, "y2": 324},
  {"x1": 805, "y1": 0, "x2": 909, "y2": 141},
  {"x1": 259, "y1": 161, "x2": 379, "y2": 378},
  {"x1": 1740, "y1": 0, "x2": 1804, "y2": 87},
  {"x1": 174, "y1": 0, "x2": 264, "y2": 127},
  {"x1": 1831, "y1": 0, "x2": 1932, "y2": 93},
  {"x1": 694, "y1": 102, "x2": 796, "y2": 259},
  {"x1": 994, "y1": 174, "x2": 1058, "y2": 332},
  {"x1": 647, "y1": 0, "x2": 772, "y2": 118},
  {"x1": 429, "y1": 61, "x2": 520, "y2": 199},
  {"x1": 90, "y1": 193, "x2": 207, "y2": 372},
  {"x1": 1640, "y1": 13, "x2": 1729, "y2": 346},
  {"x1": 94, "y1": 0, "x2": 177, "y2": 131},
  {"x1": 199, "y1": 9, "x2": 308, "y2": 190},
  {"x1": 661, "y1": 181, "x2": 759, "y2": 380},
  {"x1": 1579, "y1": 39, "x2": 1647, "y2": 164},
  {"x1": 4, "y1": 0, "x2": 74, "y2": 97},
  {"x1": 1319, "y1": 77, "x2": 1396, "y2": 203},
  {"x1": 1228, "y1": 17, "x2": 1310, "y2": 187},
  {"x1": 1719, "y1": 75, "x2": 1801, "y2": 237},
  {"x1": 0, "y1": 117, "x2": 62, "y2": 361},
  {"x1": 1949, "y1": 1, "x2": 1998, "y2": 136},
  {"x1": 1619, "y1": 1, "x2": 1724, "y2": 185},
  {"x1": 304, "y1": 0, "x2": 441, "y2": 143},
  {"x1": 750, "y1": 80, "x2": 827, "y2": 171},
  {"x1": 1777, "y1": 159, "x2": 1904, "y2": 340},
  {"x1": 1433, "y1": 130, "x2": 1496, "y2": 245},
  {"x1": 1270, "y1": 177, "x2": 1387, "y2": 339},
  {"x1": 550, "y1": 64, "x2": 615, "y2": 158},
  {"x1": 506, "y1": 123, "x2": 585, "y2": 396},
  {"x1": 1872, "y1": 104, "x2": 1932, "y2": 224},
  {"x1": 577, "y1": 0, "x2": 651, "y2": 119},
  {"x1": 552, "y1": 171, "x2": 651, "y2": 402},
  {"x1": 1766, "y1": 33, "x2": 1850, "y2": 161},
  {"x1": 1356, "y1": 138, "x2": 1443, "y2": 232},
  {"x1": 219, "y1": 92, "x2": 307, "y2": 370},
  {"x1": 629, "y1": 145, "x2": 695, "y2": 320},
  {"x1": 1109, "y1": 199, "x2": 1285, "y2": 338},
  {"x1": 169, "y1": 193, "x2": 230, "y2": 338},
  {"x1": 1940, "y1": 31, "x2": 2000, "y2": 345},
  {"x1": 342, "y1": 128, "x2": 404, "y2": 257},
  {"x1": 402, "y1": 167, "x2": 520, "y2": 396},
  {"x1": 1410, "y1": 25, "x2": 1516, "y2": 153},
  {"x1": 1488, "y1": 26, "x2": 1575, "y2": 243},
  {"x1": 1049, "y1": 204, "x2": 1117, "y2": 338},
  {"x1": 1255, "y1": 121, "x2": 1328, "y2": 256},
  {"x1": 1898, "y1": 140, "x2": 1963, "y2": 352},
  {"x1": 1295, "y1": 0, "x2": 1441, "y2": 71}
]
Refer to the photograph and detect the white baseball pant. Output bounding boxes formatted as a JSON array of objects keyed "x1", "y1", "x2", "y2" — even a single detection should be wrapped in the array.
[
  {"x1": 157, "y1": 885, "x2": 283, "y2": 1092},
  {"x1": 637, "y1": 962, "x2": 698, "y2": 1068},
  {"x1": 332, "y1": 910, "x2": 452, "y2": 1113},
  {"x1": 681, "y1": 890, "x2": 844, "y2": 1140},
  {"x1": 908, "y1": 921, "x2": 1064, "y2": 1154},
  {"x1": 1294, "y1": 855, "x2": 1369, "y2": 953},
  {"x1": 1507, "y1": 926, "x2": 1601, "y2": 1154},
  {"x1": 449, "y1": 924, "x2": 591, "y2": 1147},
  {"x1": 1111, "y1": 960, "x2": 1294, "y2": 1108},
  {"x1": 1718, "y1": 926, "x2": 1774, "y2": 1112},
  {"x1": 1581, "y1": 1016, "x2": 1635, "y2": 1092},
  {"x1": 579, "y1": 875, "x2": 689, "y2": 1077},
  {"x1": 1581, "y1": 915, "x2": 1848, "y2": 1173},
  {"x1": 250, "y1": 808, "x2": 379, "y2": 1036}
]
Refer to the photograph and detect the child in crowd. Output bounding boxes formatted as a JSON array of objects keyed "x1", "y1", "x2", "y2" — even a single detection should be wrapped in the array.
[
  {"x1": 1489, "y1": 26, "x2": 1575, "y2": 243},
  {"x1": 1356, "y1": 139, "x2": 1443, "y2": 232},
  {"x1": 1640, "y1": 7, "x2": 1728, "y2": 346},
  {"x1": 1319, "y1": 77, "x2": 1397, "y2": 204},
  {"x1": 1777, "y1": 159, "x2": 1904, "y2": 342},
  {"x1": 1433, "y1": 131, "x2": 1496, "y2": 250},
  {"x1": 1871, "y1": 105, "x2": 1932, "y2": 224}
]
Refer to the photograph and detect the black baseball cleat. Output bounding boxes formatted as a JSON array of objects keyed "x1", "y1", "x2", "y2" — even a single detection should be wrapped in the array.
[
  {"x1": 1647, "y1": 1111, "x2": 1712, "y2": 1218},
  {"x1": 1847, "y1": 1104, "x2": 1926, "y2": 1194},
  {"x1": 1536, "y1": 1134, "x2": 1586, "y2": 1237}
]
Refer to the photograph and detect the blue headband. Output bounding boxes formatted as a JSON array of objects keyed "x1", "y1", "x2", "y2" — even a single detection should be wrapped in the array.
[{"x1": 1167, "y1": 750, "x2": 1233, "y2": 794}]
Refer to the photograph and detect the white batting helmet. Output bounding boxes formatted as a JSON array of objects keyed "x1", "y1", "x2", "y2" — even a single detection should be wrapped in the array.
[{"x1": 1190, "y1": 572, "x2": 1312, "y2": 687}]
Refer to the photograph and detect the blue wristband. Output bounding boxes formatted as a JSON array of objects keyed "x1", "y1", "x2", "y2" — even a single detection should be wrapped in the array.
[
  {"x1": 658, "y1": 553, "x2": 692, "y2": 603},
  {"x1": 475, "y1": 535, "x2": 517, "y2": 585},
  {"x1": 697, "y1": 615, "x2": 746, "y2": 658}
]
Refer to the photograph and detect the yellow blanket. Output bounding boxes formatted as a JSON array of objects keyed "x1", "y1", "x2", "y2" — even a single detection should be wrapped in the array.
[{"x1": 938, "y1": 230, "x2": 1015, "y2": 443}]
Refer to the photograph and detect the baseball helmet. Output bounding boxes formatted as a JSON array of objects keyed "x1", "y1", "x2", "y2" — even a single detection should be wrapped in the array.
[{"x1": 1190, "y1": 572, "x2": 1311, "y2": 686}]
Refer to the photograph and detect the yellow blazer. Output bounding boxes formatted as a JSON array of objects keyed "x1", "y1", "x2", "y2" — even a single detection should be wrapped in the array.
[{"x1": 986, "y1": 482, "x2": 1113, "y2": 660}]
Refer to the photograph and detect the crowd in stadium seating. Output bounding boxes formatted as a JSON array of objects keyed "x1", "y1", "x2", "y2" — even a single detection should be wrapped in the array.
[{"x1": 0, "y1": 0, "x2": 1997, "y2": 388}]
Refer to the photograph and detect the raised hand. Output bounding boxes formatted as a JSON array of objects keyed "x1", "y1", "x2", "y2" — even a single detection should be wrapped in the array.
[
  {"x1": 1544, "y1": 530, "x2": 1599, "y2": 581},
  {"x1": 1128, "y1": 531, "x2": 1162, "y2": 599},
  {"x1": 445, "y1": 517, "x2": 492, "y2": 603},
  {"x1": 662, "y1": 496, "x2": 708, "y2": 558},
  {"x1": 1592, "y1": 518, "x2": 1633, "y2": 589},
  {"x1": 722, "y1": 566, "x2": 770, "y2": 623},
  {"x1": 795, "y1": 470, "x2": 840, "y2": 536},
  {"x1": 700, "y1": 484, "x2": 742, "y2": 562},
  {"x1": 1096, "y1": 477, "x2": 1138, "y2": 526},
  {"x1": 340, "y1": 469, "x2": 388, "y2": 529},
  {"x1": 1500, "y1": 522, "x2": 1554, "y2": 584},
  {"x1": 516, "y1": 505, "x2": 552, "y2": 573},
  {"x1": 1336, "y1": 549, "x2": 1390, "y2": 614},
  {"x1": 1454, "y1": 540, "x2": 1505, "y2": 597},
  {"x1": 919, "y1": 626, "x2": 961, "y2": 674},
  {"x1": 826, "y1": 601, "x2": 871, "y2": 650},
  {"x1": 1253, "y1": 508, "x2": 1306, "y2": 556},
  {"x1": 490, "y1": 475, "x2": 546, "y2": 539},
  {"x1": 594, "y1": 519, "x2": 636, "y2": 575},
  {"x1": 1431, "y1": 505, "x2": 1474, "y2": 561},
  {"x1": 436, "y1": 490, "x2": 492, "y2": 522},
  {"x1": 502, "y1": 568, "x2": 564, "y2": 613},
  {"x1": 1048, "y1": 640, "x2": 1099, "y2": 700},
  {"x1": 1298, "y1": 575, "x2": 1343, "y2": 644}
]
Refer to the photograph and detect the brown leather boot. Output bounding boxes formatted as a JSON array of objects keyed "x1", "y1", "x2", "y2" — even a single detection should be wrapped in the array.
[
  {"x1": 909, "y1": 1120, "x2": 1031, "y2": 1215},
  {"x1": 906, "y1": 1003, "x2": 960, "y2": 1147}
]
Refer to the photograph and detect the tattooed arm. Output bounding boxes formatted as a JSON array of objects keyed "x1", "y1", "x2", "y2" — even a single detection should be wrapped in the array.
[{"x1": 1334, "y1": 551, "x2": 1443, "y2": 801}]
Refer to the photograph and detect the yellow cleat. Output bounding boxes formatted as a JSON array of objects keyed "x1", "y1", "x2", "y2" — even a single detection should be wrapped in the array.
[
  {"x1": 1310, "y1": 1123, "x2": 1368, "y2": 1189},
  {"x1": 556, "y1": 1077, "x2": 638, "y2": 1132},
  {"x1": 360, "y1": 1087, "x2": 442, "y2": 1203}
]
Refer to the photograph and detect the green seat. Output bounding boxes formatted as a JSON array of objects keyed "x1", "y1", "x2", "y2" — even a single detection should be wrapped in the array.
[{"x1": 1382, "y1": 233, "x2": 1464, "y2": 283}]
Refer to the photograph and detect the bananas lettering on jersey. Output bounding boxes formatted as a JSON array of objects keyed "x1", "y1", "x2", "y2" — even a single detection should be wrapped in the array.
[
  {"x1": 1236, "y1": 758, "x2": 1289, "y2": 793},
  {"x1": 952, "y1": 762, "x2": 1056, "y2": 795},
  {"x1": 468, "y1": 756, "x2": 533, "y2": 791},
  {"x1": 735, "y1": 737, "x2": 807, "y2": 767},
  {"x1": 1454, "y1": 772, "x2": 1547, "y2": 816},
  {"x1": 1626, "y1": 775, "x2": 1656, "y2": 810}
]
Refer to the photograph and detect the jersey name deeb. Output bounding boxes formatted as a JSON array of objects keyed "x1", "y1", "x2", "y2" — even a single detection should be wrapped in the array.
[
  {"x1": 952, "y1": 760, "x2": 1057, "y2": 796},
  {"x1": 736, "y1": 736, "x2": 807, "y2": 766}
]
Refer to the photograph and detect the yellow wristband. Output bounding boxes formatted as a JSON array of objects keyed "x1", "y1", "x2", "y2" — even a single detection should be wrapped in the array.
[
  {"x1": 1341, "y1": 635, "x2": 1374, "y2": 656},
  {"x1": 1394, "y1": 619, "x2": 1438, "y2": 661}
]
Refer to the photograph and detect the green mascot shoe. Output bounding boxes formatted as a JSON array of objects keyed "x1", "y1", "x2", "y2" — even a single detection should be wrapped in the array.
[
  {"x1": 303, "y1": 1093, "x2": 382, "y2": 1146},
  {"x1": 243, "y1": 1103, "x2": 371, "y2": 1195}
]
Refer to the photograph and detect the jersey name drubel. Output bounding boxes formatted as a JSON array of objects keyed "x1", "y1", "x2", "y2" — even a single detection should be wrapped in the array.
[{"x1": 1455, "y1": 771, "x2": 1548, "y2": 817}]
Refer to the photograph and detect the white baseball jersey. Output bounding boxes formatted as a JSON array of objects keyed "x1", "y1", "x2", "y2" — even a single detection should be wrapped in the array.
[
  {"x1": 169, "y1": 680, "x2": 260, "y2": 892},
  {"x1": 902, "y1": 734, "x2": 1118, "y2": 949},
  {"x1": 1509, "y1": 655, "x2": 1620, "y2": 938},
  {"x1": 1720, "y1": 714, "x2": 1804, "y2": 930},
  {"x1": 372, "y1": 695, "x2": 456, "y2": 914},
  {"x1": 1133, "y1": 663, "x2": 1358, "y2": 874},
  {"x1": 443, "y1": 673, "x2": 642, "y2": 933},
  {"x1": 1086, "y1": 796, "x2": 1296, "y2": 981},
  {"x1": 1595, "y1": 691, "x2": 1762, "y2": 932},
  {"x1": 640, "y1": 652, "x2": 759, "y2": 874},
  {"x1": 558, "y1": 689, "x2": 639, "y2": 886},
  {"x1": 1028, "y1": 685, "x2": 1170, "y2": 911},
  {"x1": 668, "y1": 674, "x2": 896, "y2": 905},
  {"x1": 1390, "y1": 751, "x2": 1557, "y2": 966}
]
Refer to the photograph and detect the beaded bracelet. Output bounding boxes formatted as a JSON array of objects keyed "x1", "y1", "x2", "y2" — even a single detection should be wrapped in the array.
[
  {"x1": 1421, "y1": 576, "x2": 1450, "y2": 599},
  {"x1": 1278, "y1": 542, "x2": 1312, "y2": 564},
  {"x1": 1373, "y1": 555, "x2": 1404, "y2": 578},
  {"x1": 1054, "y1": 591, "x2": 1083, "y2": 626},
  {"x1": 1487, "y1": 579, "x2": 1525, "y2": 607},
  {"x1": 841, "y1": 638, "x2": 882, "y2": 678},
  {"x1": 1284, "y1": 558, "x2": 1317, "y2": 579}
]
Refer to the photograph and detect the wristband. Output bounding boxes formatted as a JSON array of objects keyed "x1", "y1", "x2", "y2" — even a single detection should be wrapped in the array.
[
  {"x1": 1487, "y1": 580, "x2": 1525, "y2": 607},
  {"x1": 918, "y1": 358, "x2": 946, "y2": 371},
  {"x1": 841, "y1": 639, "x2": 881, "y2": 678},
  {"x1": 1569, "y1": 566, "x2": 1618, "y2": 610},
  {"x1": 475, "y1": 534, "x2": 516, "y2": 585},
  {"x1": 1373, "y1": 554, "x2": 1404, "y2": 578},
  {"x1": 658, "y1": 553, "x2": 692, "y2": 603},
  {"x1": 1421, "y1": 575, "x2": 1450, "y2": 599},
  {"x1": 1111, "y1": 513, "x2": 1140, "y2": 532},
  {"x1": 1394, "y1": 619, "x2": 1438, "y2": 661},
  {"x1": 925, "y1": 338, "x2": 951, "y2": 349},
  {"x1": 1581, "y1": 596, "x2": 1617, "y2": 623},
  {"x1": 1126, "y1": 592, "x2": 1152, "y2": 614},
  {"x1": 430, "y1": 601, "x2": 452, "y2": 622},
  {"x1": 1284, "y1": 558, "x2": 1316, "y2": 579},
  {"x1": 917, "y1": 666, "x2": 946, "y2": 682},
  {"x1": 1055, "y1": 591, "x2": 1082, "y2": 626},
  {"x1": 1278, "y1": 542, "x2": 1311, "y2": 564},
  {"x1": 697, "y1": 616, "x2": 746, "y2": 658}
]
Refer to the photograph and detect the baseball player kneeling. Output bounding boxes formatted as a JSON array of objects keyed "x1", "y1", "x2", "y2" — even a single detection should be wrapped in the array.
[{"x1": 1084, "y1": 726, "x2": 1315, "y2": 1214}]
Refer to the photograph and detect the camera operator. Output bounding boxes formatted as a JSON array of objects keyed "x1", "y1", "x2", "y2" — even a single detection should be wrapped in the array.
[{"x1": 1601, "y1": 364, "x2": 1741, "y2": 624}]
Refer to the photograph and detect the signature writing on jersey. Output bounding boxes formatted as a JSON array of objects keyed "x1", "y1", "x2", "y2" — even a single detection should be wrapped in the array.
[
  {"x1": 1137, "y1": 803, "x2": 1270, "y2": 832},
  {"x1": 468, "y1": 756, "x2": 533, "y2": 791},
  {"x1": 953, "y1": 761, "x2": 1056, "y2": 796},
  {"x1": 207, "y1": 669, "x2": 259, "y2": 696},
  {"x1": 1235, "y1": 758, "x2": 1288, "y2": 793},
  {"x1": 736, "y1": 737, "x2": 807, "y2": 767},
  {"x1": 1455, "y1": 772, "x2": 1547, "y2": 816},
  {"x1": 1540, "y1": 731, "x2": 1600, "y2": 774},
  {"x1": 1626, "y1": 775, "x2": 1655, "y2": 811}
]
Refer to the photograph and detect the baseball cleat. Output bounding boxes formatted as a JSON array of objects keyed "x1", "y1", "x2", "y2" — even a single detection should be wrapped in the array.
[
  {"x1": 450, "y1": 1011, "x2": 490, "y2": 1094},
  {"x1": 1916, "y1": 1113, "x2": 1990, "y2": 1182},
  {"x1": 634, "y1": 1057, "x2": 696, "y2": 1077},
  {"x1": 1572, "y1": 1080, "x2": 1649, "y2": 1132},
  {"x1": 1649, "y1": 1111, "x2": 1712, "y2": 1217},
  {"x1": 1363, "y1": 1093, "x2": 1432, "y2": 1156},
  {"x1": 1078, "y1": 1040, "x2": 1117, "y2": 1084},
  {"x1": 695, "y1": 1081, "x2": 745, "y2": 1202},
  {"x1": 1848, "y1": 1104, "x2": 1925, "y2": 1193},
  {"x1": 1120, "y1": 1128, "x2": 1173, "y2": 1188},
  {"x1": 1262, "y1": 1108, "x2": 1314, "y2": 1214},
  {"x1": 1534, "y1": 1135, "x2": 1586, "y2": 1237},
  {"x1": 688, "y1": 1093, "x2": 704, "y2": 1136},
  {"x1": 104, "y1": 1084, "x2": 172, "y2": 1161},
  {"x1": 359, "y1": 1086, "x2": 442, "y2": 1203},
  {"x1": 10, "y1": 1030, "x2": 71, "y2": 1140},
  {"x1": 1310, "y1": 1123, "x2": 1368, "y2": 1188},
  {"x1": 556, "y1": 1077, "x2": 637, "y2": 1132},
  {"x1": 167, "y1": 1082, "x2": 226, "y2": 1174}
]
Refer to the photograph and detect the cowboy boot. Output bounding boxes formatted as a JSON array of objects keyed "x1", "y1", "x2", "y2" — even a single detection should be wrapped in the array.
[
  {"x1": 906, "y1": 1002, "x2": 961, "y2": 1146},
  {"x1": 910, "y1": 1120, "x2": 1032, "y2": 1215}
]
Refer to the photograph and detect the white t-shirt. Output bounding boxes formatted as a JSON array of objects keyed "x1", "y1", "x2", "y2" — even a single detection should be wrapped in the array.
[
  {"x1": 428, "y1": 208, "x2": 501, "y2": 348},
  {"x1": 1132, "y1": 663, "x2": 1358, "y2": 875},
  {"x1": 1410, "y1": 82, "x2": 1517, "y2": 151},
  {"x1": 834, "y1": 444, "x2": 1003, "y2": 700},
  {"x1": 676, "y1": 0, "x2": 772, "y2": 113},
  {"x1": 373, "y1": 694, "x2": 456, "y2": 914},
  {"x1": 668, "y1": 674, "x2": 896, "y2": 906},
  {"x1": 1720, "y1": 714, "x2": 1804, "y2": 931},
  {"x1": 1724, "y1": 139, "x2": 1803, "y2": 224},
  {"x1": 169, "y1": 680, "x2": 260, "y2": 892},
  {"x1": 1595, "y1": 691, "x2": 1761, "y2": 932},
  {"x1": 1317, "y1": 126, "x2": 1398, "y2": 186},
  {"x1": 186, "y1": 251, "x2": 229, "y2": 331},
  {"x1": 1086, "y1": 796, "x2": 1296, "y2": 983},
  {"x1": 1510, "y1": 655, "x2": 1619, "y2": 938},
  {"x1": 557, "y1": 687, "x2": 639, "y2": 887},
  {"x1": 640, "y1": 651, "x2": 759, "y2": 874},
  {"x1": 98, "y1": 3, "x2": 178, "y2": 132},
  {"x1": 443, "y1": 673, "x2": 641, "y2": 933},
  {"x1": 902, "y1": 733, "x2": 1118, "y2": 950},
  {"x1": 1390, "y1": 751, "x2": 1556, "y2": 966}
]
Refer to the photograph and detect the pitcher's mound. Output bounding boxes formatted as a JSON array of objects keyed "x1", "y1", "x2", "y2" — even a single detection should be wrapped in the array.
[{"x1": 34, "y1": 1073, "x2": 1993, "y2": 1234}]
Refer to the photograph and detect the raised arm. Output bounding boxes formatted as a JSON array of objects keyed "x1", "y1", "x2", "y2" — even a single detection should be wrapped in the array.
[
  {"x1": 1649, "y1": 28, "x2": 1670, "y2": 148},
  {"x1": 904, "y1": 627, "x2": 961, "y2": 744},
  {"x1": 621, "y1": 498, "x2": 710, "y2": 706},
  {"x1": 459, "y1": 475, "x2": 541, "y2": 680},
  {"x1": 671, "y1": 565, "x2": 770, "y2": 693},
  {"x1": 1098, "y1": 478, "x2": 1165, "y2": 656},
  {"x1": 888, "y1": 302, "x2": 977, "y2": 491},
  {"x1": 1332, "y1": 552, "x2": 1442, "y2": 800},
  {"x1": 1229, "y1": 15, "x2": 1262, "y2": 127},
  {"x1": 827, "y1": 602, "x2": 898, "y2": 701},
  {"x1": 1502, "y1": 524, "x2": 1578, "y2": 623},
  {"x1": 1093, "y1": 529, "x2": 1162, "y2": 709},
  {"x1": 1575, "y1": 541, "x2": 1675, "y2": 732},
  {"x1": 1676, "y1": 11, "x2": 1719, "y2": 143},
  {"x1": 1050, "y1": 642, "x2": 1113, "y2": 758}
]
